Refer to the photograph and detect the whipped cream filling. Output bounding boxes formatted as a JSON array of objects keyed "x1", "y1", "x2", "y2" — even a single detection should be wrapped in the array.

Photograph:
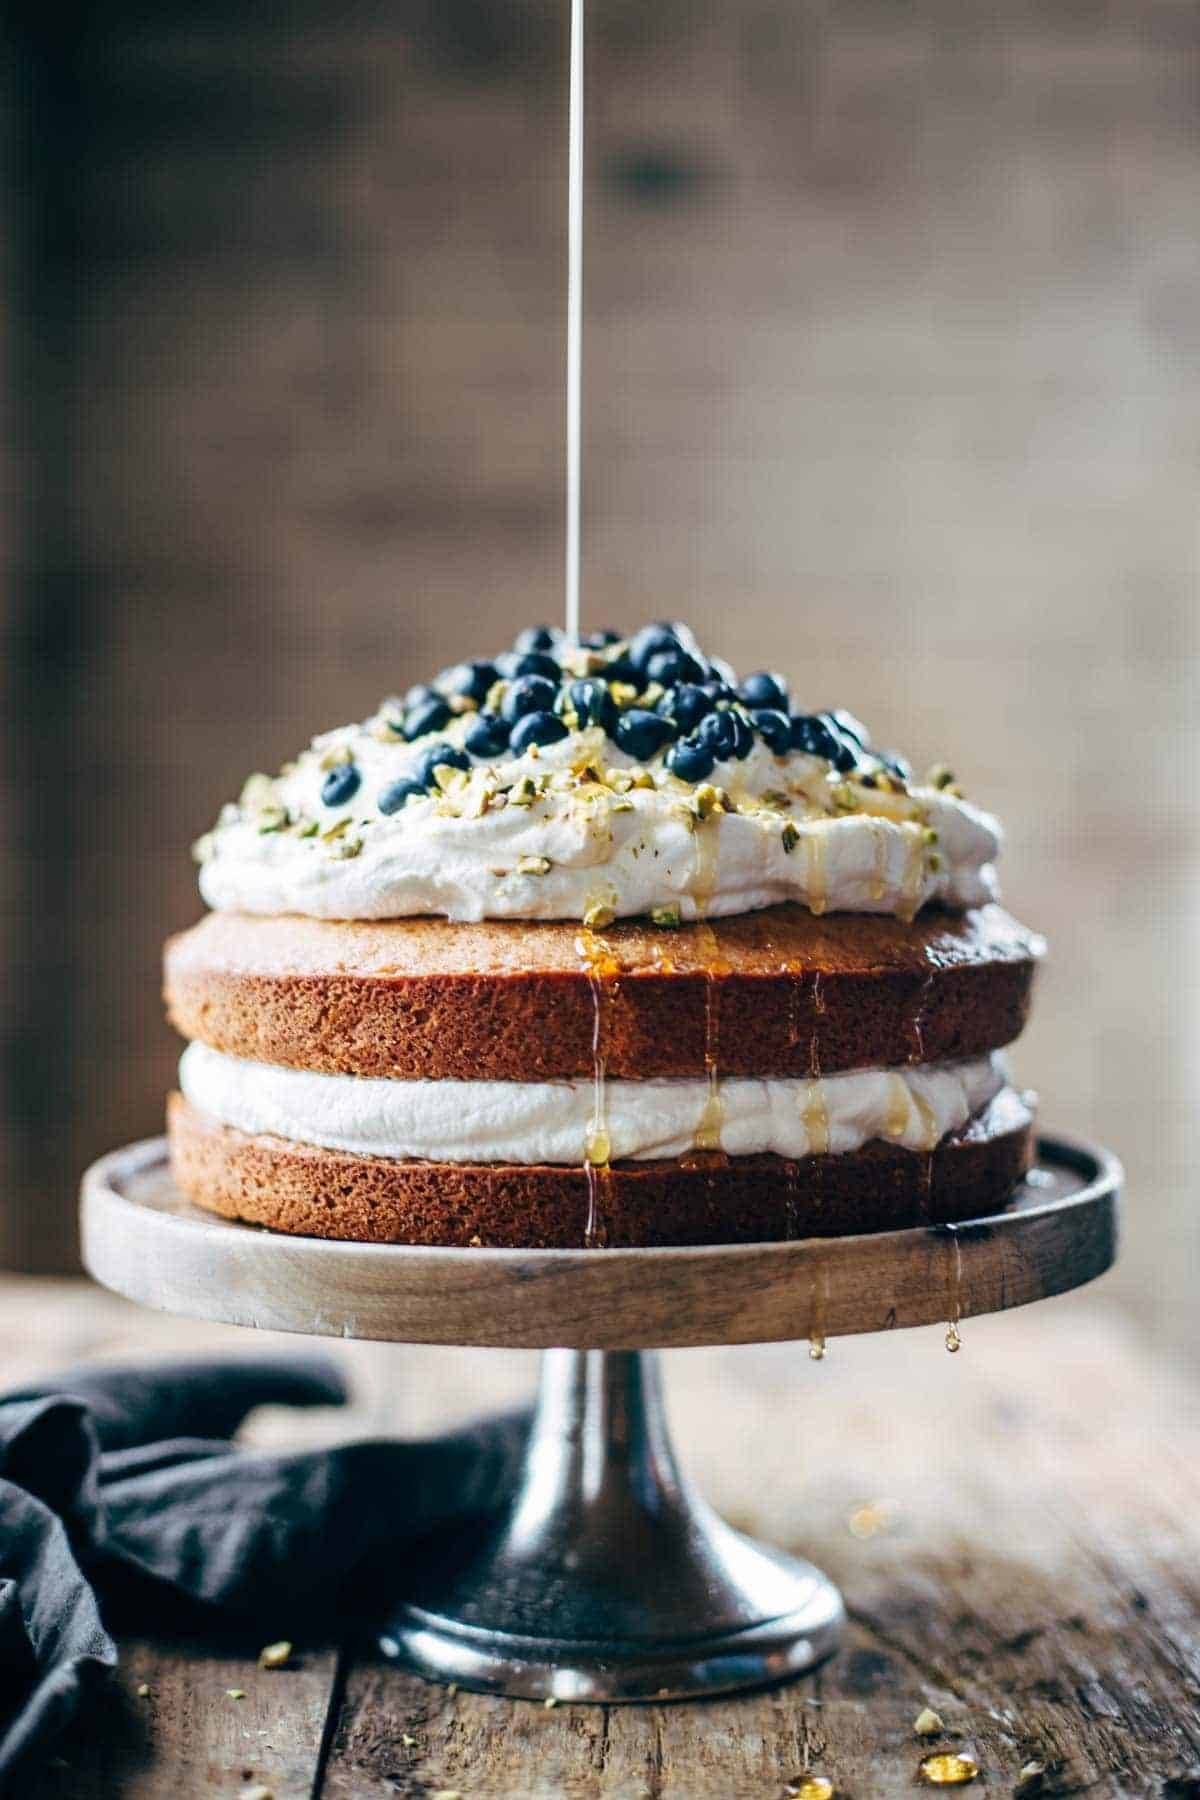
[
  {"x1": 180, "y1": 1042, "x2": 1007, "y2": 1166},
  {"x1": 197, "y1": 721, "x2": 1000, "y2": 925}
]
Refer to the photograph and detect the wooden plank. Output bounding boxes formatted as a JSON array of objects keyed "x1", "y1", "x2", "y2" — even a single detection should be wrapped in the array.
[{"x1": 29, "y1": 1635, "x2": 341, "y2": 1800}]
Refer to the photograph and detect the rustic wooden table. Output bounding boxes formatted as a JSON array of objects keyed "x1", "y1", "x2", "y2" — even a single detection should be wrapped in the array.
[{"x1": 8, "y1": 1275, "x2": 1198, "y2": 1799}]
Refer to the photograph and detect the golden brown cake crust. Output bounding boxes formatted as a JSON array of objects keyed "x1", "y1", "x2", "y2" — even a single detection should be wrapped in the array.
[
  {"x1": 168, "y1": 1087, "x2": 1034, "y2": 1249},
  {"x1": 164, "y1": 902, "x2": 1042, "y2": 1081}
]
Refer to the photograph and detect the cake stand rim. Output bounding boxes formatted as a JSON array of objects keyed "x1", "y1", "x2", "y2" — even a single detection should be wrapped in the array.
[{"x1": 79, "y1": 1133, "x2": 1121, "y2": 1349}]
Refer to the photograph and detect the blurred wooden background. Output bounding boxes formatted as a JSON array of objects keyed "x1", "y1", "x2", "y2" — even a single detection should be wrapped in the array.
[{"x1": 3, "y1": 1, "x2": 1196, "y2": 1340}]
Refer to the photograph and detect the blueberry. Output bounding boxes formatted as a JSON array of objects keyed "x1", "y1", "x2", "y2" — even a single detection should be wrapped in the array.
[
  {"x1": 404, "y1": 696, "x2": 453, "y2": 741},
  {"x1": 403, "y1": 682, "x2": 439, "y2": 711},
  {"x1": 877, "y1": 749, "x2": 912, "y2": 781},
  {"x1": 508, "y1": 710, "x2": 569, "y2": 753},
  {"x1": 378, "y1": 778, "x2": 426, "y2": 816},
  {"x1": 464, "y1": 712, "x2": 510, "y2": 758},
  {"x1": 501, "y1": 673, "x2": 559, "y2": 722},
  {"x1": 582, "y1": 628, "x2": 619, "y2": 648},
  {"x1": 439, "y1": 659, "x2": 497, "y2": 705},
  {"x1": 645, "y1": 647, "x2": 705, "y2": 688},
  {"x1": 495, "y1": 649, "x2": 561, "y2": 682},
  {"x1": 739, "y1": 670, "x2": 788, "y2": 710},
  {"x1": 789, "y1": 713, "x2": 858, "y2": 771},
  {"x1": 666, "y1": 736, "x2": 715, "y2": 782},
  {"x1": 558, "y1": 677, "x2": 616, "y2": 733},
  {"x1": 752, "y1": 708, "x2": 792, "y2": 754},
  {"x1": 412, "y1": 740, "x2": 471, "y2": 787},
  {"x1": 701, "y1": 678, "x2": 736, "y2": 704},
  {"x1": 696, "y1": 707, "x2": 753, "y2": 762},
  {"x1": 614, "y1": 708, "x2": 677, "y2": 760},
  {"x1": 320, "y1": 762, "x2": 362, "y2": 807},
  {"x1": 658, "y1": 682, "x2": 712, "y2": 732},
  {"x1": 513, "y1": 624, "x2": 560, "y2": 655},
  {"x1": 627, "y1": 624, "x2": 683, "y2": 673},
  {"x1": 825, "y1": 707, "x2": 870, "y2": 747},
  {"x1": 601, "y1": 655, "x2": 638, "y2": 686}
]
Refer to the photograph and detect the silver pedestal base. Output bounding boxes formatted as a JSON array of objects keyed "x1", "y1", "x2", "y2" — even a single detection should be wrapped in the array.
[{"x1": 380, "y1": 1349, "x2": 843, "y2": 1703}]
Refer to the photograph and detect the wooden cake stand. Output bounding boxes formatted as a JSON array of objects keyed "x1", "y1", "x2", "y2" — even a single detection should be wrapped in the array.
[{"x1": 81, "y1": 1134, "x2": 1120, "y2": 1705}]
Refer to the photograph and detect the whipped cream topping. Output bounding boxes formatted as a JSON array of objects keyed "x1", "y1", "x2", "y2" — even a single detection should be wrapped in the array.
[
  {"x1": 197, "y1": 718, "x2": 1000, "y2": 925},
  {"x1": 180, "y1": 1042, "x2": 1007, "y2": 1166}
]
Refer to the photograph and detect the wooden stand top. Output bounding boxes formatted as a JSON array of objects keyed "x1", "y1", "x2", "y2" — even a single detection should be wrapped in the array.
[{"x1": 81, "y1": 1136, "x2": 1120, "y2": 1349}]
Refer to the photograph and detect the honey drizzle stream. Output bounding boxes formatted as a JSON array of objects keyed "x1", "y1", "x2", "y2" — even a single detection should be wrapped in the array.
[
  {"x1": 944, "y1": 1222, "x2": 964, "y2": 1352},
  {"x1": 575, "y1": 927, "x2": 619, "y2": 1248},
  {"x1": 689, "y1": 814, "x2": 729, "y2": 1157}
]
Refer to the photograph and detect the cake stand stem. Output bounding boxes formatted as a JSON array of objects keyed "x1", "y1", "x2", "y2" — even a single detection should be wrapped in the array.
[{"x1": 381, "y1": 1348, "x2": 844, "y2": 1702}]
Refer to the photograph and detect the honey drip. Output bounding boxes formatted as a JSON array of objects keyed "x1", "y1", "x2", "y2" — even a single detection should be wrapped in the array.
[
  {"x1": 801, "y1": 1080, "x2": 830, "y2": 1156},
  {"x1": 693, "y1": 923, "x2": 730, "y2": 1153},
  {"x1": 807, "y1": 831, "x2": 828, "y2": 916},
  {"x1": 809, "y1": 1264, "x2": 829, "y2": 1360},
  {"x1": 911, "y1": 1090, "x2": 939, "y2": 1153},
  {"x1": 869, "y1": 819, "x2": 888, "y2": 902},
  {"x1": 688, "y1": 820, "x2": 730, "y2": 1157},
  {"x1": 910, "y1": 966, "x2": 935, "y2": 1061},
  {"x1": 897, "y1": 822, "x2": 925, "y2": 923},
  {"x1": 944, "y1": 1222, "x2": 963, "y2": 1352},
  {"x1": 575, "y1": 927, "x2": 619, "y2": 1249},
  {"x1": 884, "y1": 1072, "x2": 912, "y2": 1142}
]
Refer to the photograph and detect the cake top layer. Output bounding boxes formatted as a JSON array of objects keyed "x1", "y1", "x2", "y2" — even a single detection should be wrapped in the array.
[{"x1": 194, "y1": 621, "x2": 1001, "y2": 925}]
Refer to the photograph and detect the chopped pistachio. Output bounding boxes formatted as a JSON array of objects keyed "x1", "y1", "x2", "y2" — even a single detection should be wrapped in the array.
[
  {"x1": 830, "y1": 782, "x2": 859, "y2": 812},
  {"x1": 608, "y1": 681, "x2": 638, "y2": 709},
  {"x1": 460, "y1": 779, "x2": 495, "y2": 820},
  {"x1": 256, "y1": 805, "x2": 290, "y2": 834},
  {"x1": 606, "y1": 769, "x2": 634, "y2": 793},
  {"x1": 627, "y1": 767, "x2": 655, "y2": 790},
  {"x1": 651, "y1": 905, "x2": 682, "y2": 929},
  {"x1": 583, "y1": 899, "x2": 617, "y2": 929},
  {"x1": 293, "y1": 816, "x2": 319, "y2": 838},
  {"x1": 328, "y1": 834, "x2": 363, "y2": 860},
  {"x1": 433, "y1": 765, "x2": 468, "y2": 795},
  {"x1": 320, "y1": 815, "x2": 353, "y2": 840},
  {"x1": 927, "y1": 851, "x2": 943, "y2": 872},
  {"x1": 781, "y1": 821, "x2": 800, "y2": 855},
  {"x1": 258, "y1": 1641, "x2": 293, "y2": 1670},
  {"x1": 927, "y1": 763, "x2": 956, "y2": 790},
  {"x1": 923, "y1": 827, "x2": 940, "y2": 845},
  {"x1": 610, "y1": 795, "x2": 635, "y2": 813},
  {"x1": 508, "y1": 776, "x2": 539, "y2": 808},
  {"x1": 516, "y1": 854, "x2": 552, "y2": 876},
  {"x1": 689, "y1": 783, "x2": 727, "y2": 822},
  {"x1": 318, "y1": 744, "x2": 354, "y2": 770}
]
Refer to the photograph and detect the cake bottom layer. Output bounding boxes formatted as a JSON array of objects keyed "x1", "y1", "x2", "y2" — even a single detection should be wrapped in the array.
[{"x1": 168, "y1": 1087, "x2": 1034, "y2": 1249}]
